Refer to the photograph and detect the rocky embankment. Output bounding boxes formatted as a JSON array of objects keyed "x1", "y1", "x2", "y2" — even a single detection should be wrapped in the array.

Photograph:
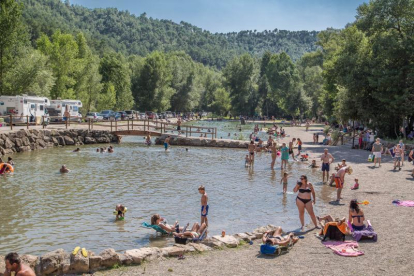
[
  {"x1": 155, "y1": 135, "x2": 249, "y2": 148},
  {"x1": 0, "y1": 129, "x2": 117, "y2": 156},
  {"x1": 0, "y1": 225, "x2": 278, "y2": 276}
]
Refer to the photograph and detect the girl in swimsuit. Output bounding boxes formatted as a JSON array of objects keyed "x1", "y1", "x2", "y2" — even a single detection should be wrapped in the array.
[
  {"x1": 349, "y1": 200, "x2": 365, "y2": 231},
  {"x1": 293, "y1": 175, "x2": 319, "y2": 231}
]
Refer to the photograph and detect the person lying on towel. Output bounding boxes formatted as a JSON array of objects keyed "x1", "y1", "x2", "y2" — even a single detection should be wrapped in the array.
[
  {"x1": 317, "y1": 215, "x2": 349, "y2": 236},
  {"x1": 173, "y1": 222, "x2": 207, "y2": 239},
  {"x1": 262, "y1": 227, "x2": 299, "y2": 246}
]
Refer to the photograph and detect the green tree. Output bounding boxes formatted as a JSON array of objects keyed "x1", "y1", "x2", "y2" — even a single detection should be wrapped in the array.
[
  {"x1": 0, "y1": 0, "x2": 26, "y2": 94},
  {"x1": 210, "y1": 88, "x2": 231, "y2": 116},
  {"x1": 99, "y1": 52, "x2": 134, "y2": 110},
  {"x1": 96, "y1": 82, "x2": 116, "y2": 111}
]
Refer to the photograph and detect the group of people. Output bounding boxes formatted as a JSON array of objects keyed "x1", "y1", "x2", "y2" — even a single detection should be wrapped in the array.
[
  {"x1": 148, "y1": 185, "x2": 209, "y2": 239},
  {"x1": 0, "y1": 157, "x2": 14, "y2": 175}
]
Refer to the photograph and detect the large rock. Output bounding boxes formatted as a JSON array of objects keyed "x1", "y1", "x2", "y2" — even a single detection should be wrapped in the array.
[
  {"x1": 40, "y1": 249, "x2": 69, "y2": 275},
  {"x1": 212, "y1": 235, "x2": 240, "y2": 248},
  {"x1": 70, "y1": 251, "x2": 89, "y2": 274},
  {"x1": 187, "y1": 243, "x2": 213, "y2": 252},
  {"x1": 89, "y1": 255, "x2": 102, "y2": 270},
  {"x1": 21, "y1": 254, "x2": 39, "y2": 272},
  {"x1": 14, "y1": 138, "x2": 22, "y2": 147},
  {"x1": 125, "y1": 247, "x2": 161, "y2": 265},
  {"x1": 233, "y1": 233, "x2": 253, "y2": 242},
  {"x1": 84, "y1": 137, "x2": 96, "y2": 144},
  {"x1": 64, "y1": 136, "x2": 75, "y2": 145},
  {"x1": 0, "y1": 255, "x2": 5, "y2": 276},
  {"x1": 161, "y1": 246, "x2": 186, "y2": 257},
  {"x1": 57, "y1": 136, "x2": 65, "y2": 146},
  {"x1": 202, "y1": 238, "x2": 224, "y2": 248},
  {"x1": 118, "y1": 253, "x2": 133, "y2": 265},
  {"x1": 99, "y1": 248, "x2": 120, "y2": 268}
]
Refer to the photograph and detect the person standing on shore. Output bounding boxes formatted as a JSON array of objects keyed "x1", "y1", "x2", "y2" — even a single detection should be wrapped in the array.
[
  {"x1": 3, "y1": 253, "x2": 36, "y2": 276},
  {"x1": 321, "y1": 148, "x2": 334, "y2": 183},
  {"x1": 281, "y1": 143, "x2": 289, "y2": 170},
  {"x1": 393, "y1": 144, "x2": 403, "y2": 171},
  {"x1": 177, "y1": 118, "x2": 182, "y2": 134},
  {"x1": 248, "y1": 140, "x2": 256, "y2": 164},
  {"x1": 289, "y1": 138, "x2": 297, "y2": 161},
  {"x1": 199, "y1": 185, "x2": 209, "y2": 226},
  {"x1": 371, "y1": 138, "x2": 383, "y2": 168},
  {"x1": 334, "y1": 166, "x2": 353, "y2": 202},
  {"x1": 164, "y1": 136, "x2": 171, "y2": 151},
  {"x1": 399, "y1": 140, "x2": 405, "y2": 166},
  {"x1": 293, "y1": 175, "x2": 319, "y2": 231}
]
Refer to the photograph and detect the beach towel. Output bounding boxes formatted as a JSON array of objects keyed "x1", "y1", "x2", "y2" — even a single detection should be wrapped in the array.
[
  {"x1": 392, "y1": 200, "x2": 414, "y2": 207},
  {"x1": 323, "y1": 241, "x2": 364, "y2": 257},
  {"x1": 141, "y1": 222, "x2": 169, "y2": 235},
  {"x1": 348, "y1": 220, "x2": 378, "y2": 242}
]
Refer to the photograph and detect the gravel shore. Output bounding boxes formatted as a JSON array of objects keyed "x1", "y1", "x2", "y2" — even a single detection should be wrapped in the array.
[{"x1": 96, "y1": 125, "x2": 414, "y2": 276}]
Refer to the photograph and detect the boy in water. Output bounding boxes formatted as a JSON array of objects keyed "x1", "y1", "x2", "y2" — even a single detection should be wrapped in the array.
[
  {"x1": 198, "y1": 185, "x2": 209, "y2": 226},
  {"x1": 245, "y1": 154, "x2": 250, "y2": 167},
  {"x1": 280, "y1": 173, "x2": 290, "y2": 193},
  {"x1": 115, "y1": 204, "x2": 127, "y2": 220},
  {"x1": 164, "y1": 136, "x2": 171, "y2": 151}
]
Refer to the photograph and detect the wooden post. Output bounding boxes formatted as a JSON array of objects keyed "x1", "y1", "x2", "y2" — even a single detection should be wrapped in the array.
[
  {"x1": 68, "y1": 115, "x2": 71, "y2": 126},
  {"x1": 127, "y1": 119, "x2": 130, "y2": 131},
  {"x1": 111, "y1": 120, "x2": 113, "y2": 132},
  {"x1": 115, "y1": 119, "x2": 117, "y2": 131},
  {"x1": 132, "y1": 118, "x2": 134, "y2": 130},
  {"x1": 190, "y1": 126, "x2": 192, "y2": 137},
  {"x1": 42, "y1": 116, "x2": 45, "y2": 129},
  {"x1": 26, "y1": 115, "x2": 29, "y2": 129},
  {"x1": 88, "y1": 118, "x2": 91, "y2": 131},
  {"x1": 10, "y1": 114, "x2": 13, "y2": 130},
  {"x1": 186, "y1": 126, "x2": 188, "y2": 138}
]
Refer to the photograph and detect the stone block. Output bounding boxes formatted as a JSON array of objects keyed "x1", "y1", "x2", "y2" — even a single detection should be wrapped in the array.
[
  {"x1": 40, "y1": 249, "x2": 69, "y2": 275},
  {"x1": 99, "y1": 248, "x2": 120, "y2": 268},
  {"x1": 212, "y1": 235, "x2": 239, "y2": 248},
  {"x1": 89, "y1": 255, "x2": 102, "y2": 270},
  {"x1": 70, "y1": 251, "x2": 89, "y2": 274},
  {"x1": 125, "y1": 247, "x2": 161, "y2": 264}
]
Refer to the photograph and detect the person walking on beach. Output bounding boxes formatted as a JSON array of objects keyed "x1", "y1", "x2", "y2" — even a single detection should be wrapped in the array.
[
  {"x1": 293, "y1": 175, "x2": 319, "y2": 231},
  {"x1": 289, "y1": 138, "x2": 297, "y2": 161},
  {"x1": 334, "y1": 166, "x2": 353, "y2": 202},
  {"x1": 3, "y1": 253, "x2": 36, "y2": 276},
  {"x1": 199, "y1": 185, "x2": 209, "y2": 226},
  {"x1": 371, "y1": 138, "x2": 383, "y2": 168},
  {"x1": 281, "y1": 143, "x2": 289, "y2": 170},
  {"x1": 164, "y1": 136, "x2": 171, "y2": 151},
  {"x1": 321, "y1": 148, "x2": 334, "y2": 183},
  {"x1": 399, "y1": 140, "x2": 405, "y2": 166},
  {"x1": 248, "y1": 140, "x2": 256, "y2": 164}
]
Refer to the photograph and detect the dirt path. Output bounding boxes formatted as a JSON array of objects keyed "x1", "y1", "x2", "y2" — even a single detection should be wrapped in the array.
[{"x1": 96, "y1": 125, "x2": 414, "y2": 276}]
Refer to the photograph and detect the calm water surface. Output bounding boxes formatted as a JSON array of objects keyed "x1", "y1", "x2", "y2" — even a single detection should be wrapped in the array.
[{"x1": 0, "y1": 127, "x2": 326, "y2": 255}]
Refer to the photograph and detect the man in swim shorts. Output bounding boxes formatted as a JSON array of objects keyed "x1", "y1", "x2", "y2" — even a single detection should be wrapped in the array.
[
  {"x1": 334, "y1": 166, "x2": 352, "y2": 202},
  {"x1": 321, "y1": 148, "x2": 334, "y2": 183},
  {"x1": 3, "y1": 253, "x2": 36, "y2": 276},
  {"x1": 288, "y1": 138, "x2": 297, "y2": 161},
  {"x1": 164, "y1": 136, "x2": 171, "y2": 151}
]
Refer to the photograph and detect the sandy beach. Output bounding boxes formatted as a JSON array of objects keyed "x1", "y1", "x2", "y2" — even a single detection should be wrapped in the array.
[{"x1": 95, "y1": 124, "x2": 414, "y2": 276}]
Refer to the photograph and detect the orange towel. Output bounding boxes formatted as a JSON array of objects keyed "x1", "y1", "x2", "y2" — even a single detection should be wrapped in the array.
[{"x1": 322, "y1": 222, "x2": 348, "y2": 235}]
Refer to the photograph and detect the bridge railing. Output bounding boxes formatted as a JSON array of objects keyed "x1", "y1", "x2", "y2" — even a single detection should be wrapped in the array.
[{"x1": 0, "y1": 115, "x2": 218, "y2": 139}]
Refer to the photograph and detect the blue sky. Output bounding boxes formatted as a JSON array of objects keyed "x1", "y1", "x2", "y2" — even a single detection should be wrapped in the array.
[{"x1": 70, "y1": 0, "x2": 367, "y2": 33}]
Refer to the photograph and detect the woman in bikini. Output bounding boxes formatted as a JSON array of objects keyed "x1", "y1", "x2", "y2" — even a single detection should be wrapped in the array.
[
  {"x1": 293, "y1": 175, "x2": 319, "y2": 231},
  {"x1": 349, "y1": 199, "x2": 365, "y2": 231},
  {"x1": 151, "y1": 214, "x2": 183, "y2": 233},
  {"x1": 262, "y1": 227, "x2": 299, "y2": 246}
]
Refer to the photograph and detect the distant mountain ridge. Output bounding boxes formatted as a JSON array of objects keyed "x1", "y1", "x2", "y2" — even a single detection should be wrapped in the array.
[{"x1": 20, "y1": 0, "x2": 320, "y2": 67}]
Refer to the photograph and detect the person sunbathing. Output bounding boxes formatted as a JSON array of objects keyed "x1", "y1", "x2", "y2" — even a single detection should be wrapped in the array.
[
  {"x1": 173, "y1": 222, "x2": 207, "y2": 239},
  {"x1": 261, "y1": 227, "x2": 299, "y2": 246},
  {"x1": 349, "y1": 200, "x2": 365, "y2": 231},
  {"x1": 150, "y1": 214, "x2": 183, "y2": 233},
  {"x1": 316, "y1": 215, "x2": 349, "y2": 236}
]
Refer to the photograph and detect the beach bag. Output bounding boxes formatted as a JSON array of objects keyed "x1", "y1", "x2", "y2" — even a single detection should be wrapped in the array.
[
  {"x1": 323, "y1": 225, "x2": 346, "y2": 241},
  {"x1": 260, "y1": 244, "x2": 279, "y2": 255},
  {"x1": 368, "y1": 154, "x2": 374, "y2": 162}
]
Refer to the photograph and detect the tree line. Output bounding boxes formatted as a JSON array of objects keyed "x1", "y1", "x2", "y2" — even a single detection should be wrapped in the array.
[{"x1": 1, "y1": 0, "x2": 412, "y2": 138}]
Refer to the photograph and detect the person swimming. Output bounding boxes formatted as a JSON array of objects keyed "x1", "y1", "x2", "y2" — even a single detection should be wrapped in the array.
[{"x1": 60, "y1": 165, "x2": 70, "y2": 173}]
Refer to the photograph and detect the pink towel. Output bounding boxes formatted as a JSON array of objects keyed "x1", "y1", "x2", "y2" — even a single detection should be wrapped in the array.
[
  {"x1": 323, "y1": 241, "x2": 364, "y2": 257},
  {"x1": 393, "y1": 200, "x2": 414, "y2": 207}
]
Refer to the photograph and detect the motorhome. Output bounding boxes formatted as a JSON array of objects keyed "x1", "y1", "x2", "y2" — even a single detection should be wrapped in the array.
[
  {"x1": 48, "y1": 99, "x2": 83, "y2": 122},
  {"x1": 0, "y1": 95, "x2": 50, "y2": 123}
]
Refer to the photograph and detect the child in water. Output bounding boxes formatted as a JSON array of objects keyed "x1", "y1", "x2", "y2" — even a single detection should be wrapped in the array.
[
  {"x1": 115, "y1": 204, "x2": 127, "y2": 220},
  {"x1": 309, "y1": 160, "x2": 319, "y2": 168},
  {"x1": 245, "y1": 154, "x2": 250, "y2": 167},
  {"x1": 280, "y1": 173, "x2": 290, "y2": 193}
]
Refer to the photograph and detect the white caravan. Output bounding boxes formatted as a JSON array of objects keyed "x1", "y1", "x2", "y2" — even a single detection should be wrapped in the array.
[
  {"x1": 0, "y1": 95, "x2": 50, "y2": 123},
  {"x1": 48, "y1": 99, "x2": 83, "y2": 122}
]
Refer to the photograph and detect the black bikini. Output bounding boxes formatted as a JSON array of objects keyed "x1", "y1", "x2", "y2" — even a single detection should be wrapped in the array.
[
  {"x1": 352, "y1": 215, "x2": 364, "y2": 223},
  {"x1": 297, "y1": 187, "x2": 312, "y2": 204}
]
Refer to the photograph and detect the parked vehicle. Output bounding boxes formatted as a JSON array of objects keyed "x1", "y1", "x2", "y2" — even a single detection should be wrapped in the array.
[
  {"x1": 0, "y1": 95, "x2": 50, "y2": 123},
  {"x1": 146, "y1": 111, "x2": 155, "y2": 119},
  {"x1": 113, "y1": 112, "x2": 122, "y2": 120},
  {"x1": 160, "y1": 112, "x2": 166, "y2": 119},
  {"x1": 85, "y1": 112, "x2": 103, "y2": 121},
  {"x1": 139, "y1": 113, "x2": 146, "y2": 119},
  {"x1": 101, "y1": 110, "x2": 114, "y2": 120},
  {"x1": 118, "y1": 111, "x2": 128, "y2": 120},
  {"x1": 165, "y1": 111, "x2": 172, "y2": 118},
  {"x1": 124, "y1": 110, "x2": 136, "y2": 119},
  {"x1": 48, "y1": 99, "x2": 83, "y2": 122}
]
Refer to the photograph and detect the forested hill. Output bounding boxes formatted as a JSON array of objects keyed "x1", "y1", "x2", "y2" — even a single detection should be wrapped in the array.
[{"x1": 20, "y1": 0, "x2": 319, "y2": 68}]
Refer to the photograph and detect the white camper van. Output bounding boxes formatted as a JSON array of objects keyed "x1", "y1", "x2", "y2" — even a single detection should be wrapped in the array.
[
  {"x1": 48, "y1": 99, "x2": 83, "y2": 122},
  {"x1": 0, "y1": 95, "x2": 50, "y2": 123}
]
